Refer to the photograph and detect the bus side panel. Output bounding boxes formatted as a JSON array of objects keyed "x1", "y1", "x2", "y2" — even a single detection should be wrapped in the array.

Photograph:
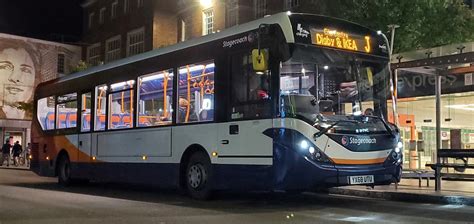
[{"x1": 96, "y1": 128, "x2": 172, "y2": 157}]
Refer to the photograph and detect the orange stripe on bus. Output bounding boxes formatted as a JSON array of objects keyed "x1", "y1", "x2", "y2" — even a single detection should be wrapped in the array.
[{"x1": 331, "y1": 157, "x2": 386, "y2": 165}]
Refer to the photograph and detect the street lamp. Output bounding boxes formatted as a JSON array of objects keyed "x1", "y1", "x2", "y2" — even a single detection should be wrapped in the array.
[
  {"x1": 387, "y1": 24, "x2": 400, "y2": 55},
  {"x1": 200, "y1": 0, "x2": 213, "y2": 8}
]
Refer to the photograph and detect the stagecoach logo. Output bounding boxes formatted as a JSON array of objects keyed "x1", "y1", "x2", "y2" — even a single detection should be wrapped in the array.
[
  {"x1": 296, "y1": 24, "x2": 309, "y2": 38},
  {"x1": 341, "y1": 135, "x2": 377, "y2": 146},
  {"x1": 223, "y1": 33, "x2": 255, "y2": 48}
]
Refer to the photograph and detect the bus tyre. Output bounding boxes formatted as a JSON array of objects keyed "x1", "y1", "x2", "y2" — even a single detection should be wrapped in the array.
[
  {"x1": 58, "y1": 155, "x2": 72, "y2": 186},
  {"x1": 186, "y1": 152, "x2": 212, "y2": 200}
]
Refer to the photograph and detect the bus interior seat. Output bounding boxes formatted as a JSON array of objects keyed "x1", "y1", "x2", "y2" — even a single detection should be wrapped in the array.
[
  {"x1": 58, "y1": 113, "x2": 67, "y2": 129},
  {"x1": 66, "y1": 112, "x2": 77, "y2": 128}
]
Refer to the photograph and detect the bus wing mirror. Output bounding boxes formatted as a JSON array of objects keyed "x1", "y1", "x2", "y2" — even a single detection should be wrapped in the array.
[{"x1": 252, "y1": 49, "x2": 268, "y2": 72}]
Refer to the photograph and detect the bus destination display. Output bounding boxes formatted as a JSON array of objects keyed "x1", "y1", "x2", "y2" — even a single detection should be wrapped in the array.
[{"x1": 311, "y1": 28, "x2": 372, "y2": 53}]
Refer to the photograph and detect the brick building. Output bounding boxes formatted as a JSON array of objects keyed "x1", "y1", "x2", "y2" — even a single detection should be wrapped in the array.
[
  {"x1": 81, "y1": 0, "x2": 178, "y2": 65},
  {"x1": 81, "y1": 0, "x2": 334, "y2": 64}
]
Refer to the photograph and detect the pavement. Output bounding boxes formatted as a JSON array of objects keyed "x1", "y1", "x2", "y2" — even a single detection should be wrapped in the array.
[
  {"x1": 329, "y1": 178, "x2": 474, "y2": 206},
  {"x1": 2, "y1": 165, "x2": 474, "y2": 206}
]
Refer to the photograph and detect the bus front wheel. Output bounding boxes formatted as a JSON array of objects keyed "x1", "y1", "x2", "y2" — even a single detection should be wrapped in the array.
[
  {"x1": 58, "y1": 155, "x2": 72, "y2": 186},
  {"x1": 185, "y1": 151, "x2": 212, "y2": 200}
]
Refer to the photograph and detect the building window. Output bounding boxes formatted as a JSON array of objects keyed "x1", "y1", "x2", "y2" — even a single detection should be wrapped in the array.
[
  {"x1": 137, "y1": 0, "x2": 144, "y2": 8},
  {"x1": 284, "y1": 0, "x2": 299, "y2": 10},
  {"x1": 127, "y1": 27, "x2": 145, "y2": 56},
  {"x1": 99, "y1": 7, "x2": 106, "y2": 24},
  {"x1": 124, "y1": 0, "x2": 130, "y2": 14},
  {"x1": 254, "y1": 0, "x2": 267, "y2": 18},
  {"x1": 57, "y1": 53, "x2": 65, "y2": 74},
  {"x1": 56, "y1": 93, "x2": 78, "y2": 129},
  {"x1": 108, "y1": 80, "x2": 135, "y2": 129},
  {"x1": 226, "y1": 0, "x2": 239, "y2": 27},
  {"x1": 202, "y1": 9, "x2": 214, "y2": 35},
  {"x1": 111, "y1": 0, "x2": 118, "y2": 18},
  {"x1": 177, "y1": 60, "x2": 215, "y2": 123},
  {"x1": 180, "y1": 19, "x2": 186, "y2": 42},
  {"x1": 87, "y1": 43, "x2": 101, "y2": 66},
  {"x1": 138, "y1": 69, "x2": 174, "y2": 126},
  {"x1": 88, "y1": 12, "x2": 95, "y2": 29},
  {"x1": 105, "y1": 35, "x2": 121, "y2": 62}
]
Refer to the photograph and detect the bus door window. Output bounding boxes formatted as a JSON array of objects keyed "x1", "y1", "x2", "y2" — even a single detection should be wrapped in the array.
[
  {"x1": 81, "y1": 92, "x2": 92, "y2": 132},
  {"x1": 177, "y1": 60, "x2": 215, "y2": 123},
  {"x1": 230, "y1": 52, "x2": 271, "y2": 120},
  {"x1": 37, "y1": 96, "x2": 56, "y2": 130},
  {"x1": 108, "y1": 80, "x2": 135, "y2": 129},
  {"x1": 56, "y1": 93, "x2": 78, "y2": 129},
  {"x1": 138, "y1": 69, "x2": 174, "y2": 127},
  {"x1": 94, "y1": 84, "x2": 107, "y2": 131}
]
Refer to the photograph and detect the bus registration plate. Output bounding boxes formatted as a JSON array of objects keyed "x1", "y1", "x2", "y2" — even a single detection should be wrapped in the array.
[{"x1": 349, "y1": 175, "x2": 374, "y2": 185}]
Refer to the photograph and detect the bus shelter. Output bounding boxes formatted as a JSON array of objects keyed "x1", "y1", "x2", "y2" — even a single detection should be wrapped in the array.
[{"x1": 392, "y1": 52, "x2": 474, "y2": 190}]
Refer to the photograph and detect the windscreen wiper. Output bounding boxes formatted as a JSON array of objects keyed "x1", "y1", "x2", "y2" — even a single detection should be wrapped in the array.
[
  {"x1": 313, "y1": 119, "x2": 359, "y2": 139},
  {"x1": 363, "y1": 115, "x2": 396, "y2": 138}
]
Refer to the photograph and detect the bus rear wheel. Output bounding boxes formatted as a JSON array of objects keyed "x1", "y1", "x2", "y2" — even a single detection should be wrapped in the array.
[
  {"x1": 185, "y1": 152, "x2": 212, "y2": 200},
  {"x1": 58, "y1": 155, "x2": 72, "y2": 186}
]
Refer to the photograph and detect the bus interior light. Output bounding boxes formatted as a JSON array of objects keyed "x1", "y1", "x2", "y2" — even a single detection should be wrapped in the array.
[{"x1": 323, "y1": 65, "x2": 329, "y2": 70}]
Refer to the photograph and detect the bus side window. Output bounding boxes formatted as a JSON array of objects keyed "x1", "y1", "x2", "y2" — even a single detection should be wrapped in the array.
[
  {"x1": 138, "y1": 69, "x2": 173, "y2": 127},
  {"x1": 37, "y1": 96, "x2": 56, "y2": 130},
  {"x1": 230, "y1": 52, "x2": 271, "y2": 120},
  {"x1": 56, "y1": 93, "x2": 77, "y2": 129},
  {"x1": 94, "y1": 84, "x2": 107, "y2": 131},
  {"x1": 81, "y1": 92, "x2": 92, "y2": 132},
  {"x1": 108, "y1": 80, "x2": 135, "y2": 130},
  {"x1": 177, "y1": 60, "x2": 215, "y2": 123}
]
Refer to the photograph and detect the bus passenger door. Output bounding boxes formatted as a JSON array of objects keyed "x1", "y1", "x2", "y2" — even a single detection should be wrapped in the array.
[
  {"x1": 217, "y1": 52, "x2": 274, "y2": 159},
  {"x1": 77, "y1": 92, "x2": 93, "y2": 178}
]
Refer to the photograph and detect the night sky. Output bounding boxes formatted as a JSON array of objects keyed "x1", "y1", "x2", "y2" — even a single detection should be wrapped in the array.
[{"x1": 0, "y1": 0, "x2": 83, "y2": 43}]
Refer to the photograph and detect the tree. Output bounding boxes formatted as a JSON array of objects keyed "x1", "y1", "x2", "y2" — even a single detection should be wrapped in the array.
[{"x1": 333, "y1": 0, "x2": 474, "y2": 53}]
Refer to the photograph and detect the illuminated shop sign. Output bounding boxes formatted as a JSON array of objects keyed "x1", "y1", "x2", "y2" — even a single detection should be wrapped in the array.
[{"x1": 311, "y1": 28, "x2": 372, "y2": 53}]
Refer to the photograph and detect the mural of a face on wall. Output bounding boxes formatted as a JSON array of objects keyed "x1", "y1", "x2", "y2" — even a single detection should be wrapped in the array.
[{"x1": 0, "y1": 38, "x2": 40, "y2": 120}]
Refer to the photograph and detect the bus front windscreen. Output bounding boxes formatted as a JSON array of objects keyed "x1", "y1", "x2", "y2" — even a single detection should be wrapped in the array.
[{"x1": 280, "y1": 46, "x2": 395, "y2": 134}]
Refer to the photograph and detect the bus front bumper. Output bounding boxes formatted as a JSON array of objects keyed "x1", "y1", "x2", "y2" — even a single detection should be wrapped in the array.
[{"x1": 273, "y1": 143, "x2": 401, "y2": 190}]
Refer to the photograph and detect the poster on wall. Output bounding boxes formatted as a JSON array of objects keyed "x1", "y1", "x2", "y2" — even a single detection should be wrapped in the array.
[{"x1": 0, "y1": 34, "x2": 80, "y2": 120}]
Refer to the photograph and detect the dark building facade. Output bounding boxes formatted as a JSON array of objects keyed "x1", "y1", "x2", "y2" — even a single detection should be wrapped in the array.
[{"x1": 81, "y1": 0, "x2": 178, "y2": 65}]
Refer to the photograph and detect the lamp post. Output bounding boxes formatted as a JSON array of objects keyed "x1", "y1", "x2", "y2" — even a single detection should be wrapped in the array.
[{"x1": 387, "y1": 24, "x2": 400, "y2": 55}]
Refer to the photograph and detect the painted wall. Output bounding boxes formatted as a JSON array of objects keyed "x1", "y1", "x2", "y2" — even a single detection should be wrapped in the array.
[{"x1": 0, "y1": 33, "x2": 81, "y2": 120}]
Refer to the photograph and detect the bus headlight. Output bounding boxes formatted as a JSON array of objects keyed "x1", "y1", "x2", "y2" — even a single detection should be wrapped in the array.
[{"x1": 299, "y1": 140, "x2": 309, "y2": 149}]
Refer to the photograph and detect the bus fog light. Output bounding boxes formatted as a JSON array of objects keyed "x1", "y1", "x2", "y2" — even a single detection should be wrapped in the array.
[
  {"x1": 394, "y1": 147, "x2": 401, "y2": 153},
  {"x1": 299, "y1": 140, "x2": 309, "y2": 149},
  {"x1": 314, "y1": 152, "x2": 322, "y2": 160},
  {"x1": 308, "y1": 146, "x2": 315, "y2": 154},
  {"x1": 397, "y1": 142, "x2": 403, "y2": 149}
]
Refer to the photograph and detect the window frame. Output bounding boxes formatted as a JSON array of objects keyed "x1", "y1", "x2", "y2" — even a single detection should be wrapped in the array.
[
  {"x1": 55, "y1": 93, "x2": 78, "y2": 130},
  {"x1": 94, "y1": 84, "x2": 108, "y2": 132},
  {"x1": 137, "y1": 69, "x2": 175, "y2": 127},
  {"x1": 80, "y1": 91, "x2": 93, "y2": 133},
  {"x1": 105, "y1": 35, "x2": 122, "y2": 63},
  {"x1": 107, "y1": 80, "x2": 136, "y2": 130},
  {"x1": 126, "y1": 27, "x2": 145, "y2": 57},
  {"x1": 111, "y1": 0, "x2": 118, "y2": 19},
  {"x1": 87, "y1": 43, "x2": 101, "y2": 66},
  {"x1": 88, "y1": 12, "x2": 95, "y2": 29},
  {"x1": 99, "y1": 7, "x2": 106, "y2": 24},
  {"x1": 202, "y1": 8, "x2": 214, "y2": 36},
  {"x1": 123, "y1": 0, "x2": 130, "y2": 14},
  {"x1": 176, "y1": 60, "x2": 216, "y2": 124}
]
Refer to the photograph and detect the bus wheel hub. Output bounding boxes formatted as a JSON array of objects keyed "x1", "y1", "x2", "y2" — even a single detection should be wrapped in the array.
[{"x1": 188, "y1": 164, "x2": 205, "y2": 189}]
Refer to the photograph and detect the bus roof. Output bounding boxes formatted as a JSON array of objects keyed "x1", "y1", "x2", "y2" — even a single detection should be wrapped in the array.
[{"x1": 53, "y1": 12, "x2": 295, "y2": 85}]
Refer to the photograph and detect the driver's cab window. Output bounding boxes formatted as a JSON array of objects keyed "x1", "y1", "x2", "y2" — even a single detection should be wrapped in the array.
[{"x1": 230, "y1": 51, "x2": 271, "y2": 120}]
